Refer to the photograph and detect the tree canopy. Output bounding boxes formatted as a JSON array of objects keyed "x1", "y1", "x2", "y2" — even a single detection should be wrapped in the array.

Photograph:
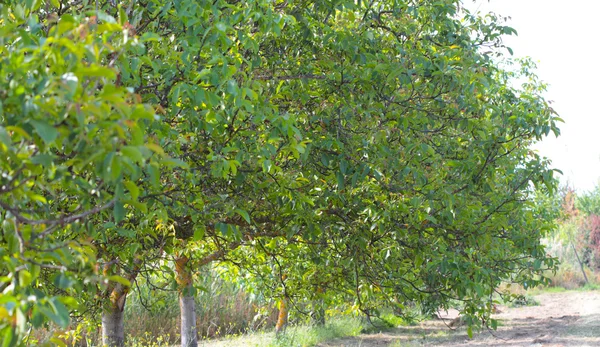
[{"x1": 0, "y1": 0, "x2": 561, "y2": 346}]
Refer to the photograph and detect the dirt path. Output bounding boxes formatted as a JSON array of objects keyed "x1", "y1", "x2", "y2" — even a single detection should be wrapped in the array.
[{"x1": 318, "y1": 291, "x2": 600, "y2": 347}]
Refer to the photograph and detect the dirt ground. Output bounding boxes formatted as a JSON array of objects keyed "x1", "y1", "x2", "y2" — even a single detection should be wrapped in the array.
[{"x1": 317, "y1": 291, "x2": 600, "y2": 347}]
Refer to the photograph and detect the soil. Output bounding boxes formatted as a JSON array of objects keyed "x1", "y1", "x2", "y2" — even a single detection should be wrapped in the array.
[{"x1": 317, "y1": 290, "x2": 600, "y2": 347}]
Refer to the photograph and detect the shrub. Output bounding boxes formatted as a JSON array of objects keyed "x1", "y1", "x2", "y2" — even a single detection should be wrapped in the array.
[{"x1": 547, "y1": 266, "x2": 588, "y2": 289}]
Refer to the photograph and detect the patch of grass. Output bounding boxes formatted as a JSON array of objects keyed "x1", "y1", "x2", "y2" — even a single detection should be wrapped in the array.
[
  {"x1": 579, "y1": 283, "x2": 600, "y2": 291},
  {"x1": 527, "y1": 282, "x2": 600, "y2": 295},
  {"x1": 527, "y1": 286, "x2": 568, "y2": 295},
  {"x1": 379, "y1": 312, "x2": 409, "y2": 328},
  {"x1": 126, "y1": 333, "x2": 172, "y2": 347},
  {"x1": 198, "y1": 317, "x2": 365, "y2": 347},
  {"x1": 267, "y1": 317, "x2": 364, "y2": 347}
]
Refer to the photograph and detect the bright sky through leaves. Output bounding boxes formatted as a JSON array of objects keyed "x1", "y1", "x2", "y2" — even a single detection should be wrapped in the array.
[{"x1": 470, "y1": 0, "x2": 600, "y2": 192}]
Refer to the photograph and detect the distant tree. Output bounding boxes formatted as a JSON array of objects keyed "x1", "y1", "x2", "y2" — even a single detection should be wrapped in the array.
[{"x1": 577, "y1": 186, "x2": 600, "y2": 215}]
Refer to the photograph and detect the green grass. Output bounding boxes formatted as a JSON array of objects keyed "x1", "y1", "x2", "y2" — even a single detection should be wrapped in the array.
[
  {"x1": 125, "y1": 333, "x2": 173, "y2": 347},
  {"x1": 526, "y1": 286, "x2": 568, "y2": 295},
  {"x1": 194, "y1": 316, "x2": 365, "y2": 347},
  {"x1": 522, "y1": 281, "x2": 600, "y2": 299},
  {"x1": 527, "y1": 283, "x2": 600, "y2": 295},
  {"x1": 378, "y1": 312, "x2": 410, "y2": 328},
  {"x1": 580, "y1": 283, "x2": 600, "y2": 291},
  {"x1": 197, "y1": 311, "x2": 418, "y2": 347},
  {"x1": 267, "y1": 317, "x2": 364, "y2": 347}
]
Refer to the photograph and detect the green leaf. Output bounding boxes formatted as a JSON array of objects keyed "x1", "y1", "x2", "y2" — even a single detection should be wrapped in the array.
[
  {"x1": 117, "y1": 228, "x2": 136, "y2": 238},
  {"x1": 1, "y1": 326, "x2": 16, "y2": 347},
  {"x1": 110, "y1": 155, "x2": 122, "y2": 181},
  {"x1": 216, "y1": 22, "x2": 227, "y2": 32},
  {"x1": 30, "y1": 120, "x2": 58, "y2": 144},
  {"x1": 53, "y1": 273, "x2": 74, "y2": 290},
  {"x1": 96, "y1": 11, "x2": 117, "y2": 24},
  {"x1": 61, "y1": 72, "x2": 79, "y2": 98},
  {"x1": 148, "y1": 163, "x2": 160, "y2": 187},
  {"x1": 113, "y1": 201, "x2": 125, "y2": 223},
  {"x1": 160, "y1": 158, "x2": 189, "y2": 168},
  {"x1": 490, "y1": 318, "x2": 498, "y2": 330},
  {"x1": 30, "y1": 154, "x2": 55, "y2": 167},
  {"x1": 130, "y1": 125, "x2": 144, "y2": 145},
  {"x1": 262, "y1": 159, "x2": 272, "y2": 173},
  {"x1": 76, "y1": 65, "x2": 116, "y2": 79},
  {"x1": 107, "y1": 275, "x2": 131, "y2": 287},
  {"x1": 467, "y1": 325, "x2": 473, "y2": 339},
  {"x1": 0, "y1": 127, "x2": 11, "y2": 147},
  {"x1": 124, "y1": 181, "x2": 140, "y2": 201},
  {"x1": 216, "y1": 223, "x2": 228, "y2": 236},
  {"x1": 40, "y1": 298, "x2": 69, "y2": 328},
  {"x1": 50, "y1": 299, "x2": 70, "y2": 328},
  {"x1": 193, "y1": 228, "x2": 205, "y2": 241},
  {"x1": 18, "y1": 271, "x2": 32, "y2": 287},
  {"x1": 234, "y1": 209, "x2": 251, "y2": 224},
  {"x1": 30, "y1": 307, "x2": 44, "y2": 328},
  {"x1": 121, "y1": 146, "x2": 144, "y2": 163},
  {"x1": 336, "y1": 171, "x2": 345, "y2": 190},
  {"x1": 124, "y1": 200, "x2": 147, "y2": 214},
  {"x1": 140, "y1": 32, "x2": 161, "y2": 42},
  {"x1": 340, "y1": 159, "x2": 348, "y2": 174}
]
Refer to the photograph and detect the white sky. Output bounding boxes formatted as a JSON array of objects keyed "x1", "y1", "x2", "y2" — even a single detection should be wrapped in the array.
[{"x1": 467, "y1": 0, "x2": 600, "y2": 192}]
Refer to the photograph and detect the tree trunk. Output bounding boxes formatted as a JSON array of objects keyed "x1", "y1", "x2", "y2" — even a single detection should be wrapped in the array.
[
  {"x1": 275, "y1": 296, "x2": 288, "y2": 335},
  {"x1": 102, "y1": 305, "x2": 125, "y2": 347},
  {"x1": 176, "y1": 256, "x2": 198, "y2": 347},
  {"x1": 102, "y1": 260, "x2": 136, "y2": 347},
  {"x1": 179, "y1": 288, "x2": 197, "y2": 347}
]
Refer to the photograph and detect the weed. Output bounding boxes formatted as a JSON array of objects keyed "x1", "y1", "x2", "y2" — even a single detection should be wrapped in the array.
[
  {"x1": 580, "y1": 283, "x2": 600, "y2": 291},
  {"x1": 126, "y1": 333, "x2": 172, "y2": 347},
  {"x1": 504, "y1": 294, "x2": 540, "y2": 308}
]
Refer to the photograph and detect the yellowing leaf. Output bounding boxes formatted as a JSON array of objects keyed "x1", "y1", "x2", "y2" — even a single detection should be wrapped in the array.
[{"x1": 145, "y1": 143, "x2": 166, "y2": 156}]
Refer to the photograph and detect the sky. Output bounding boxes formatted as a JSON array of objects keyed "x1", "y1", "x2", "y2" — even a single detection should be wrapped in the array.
[{"x1": 467, "y1": 0, "x2": 600, "y2": 192}]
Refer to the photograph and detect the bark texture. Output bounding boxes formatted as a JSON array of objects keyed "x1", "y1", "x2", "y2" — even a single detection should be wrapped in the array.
[
  {"x1": 179, "y1": 291, "x2": 198, "y2": 347},
  {"x1": 176, "y1": 256, "x2": 198, "y2": 347},
  {"x1": 101, "y1": 279, "x2": 128, "y2": 347},
  {"x1": 102, "y1": 308, "x2": 125, "y2": 347},
  {"x1": 101, "y1": 259, "x2": 140, "y2": 347}
]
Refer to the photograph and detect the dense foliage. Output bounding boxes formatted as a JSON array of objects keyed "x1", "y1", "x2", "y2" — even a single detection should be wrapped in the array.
[{"x1": 0, "y1": 0, "x2": 561, "y2": 346}]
